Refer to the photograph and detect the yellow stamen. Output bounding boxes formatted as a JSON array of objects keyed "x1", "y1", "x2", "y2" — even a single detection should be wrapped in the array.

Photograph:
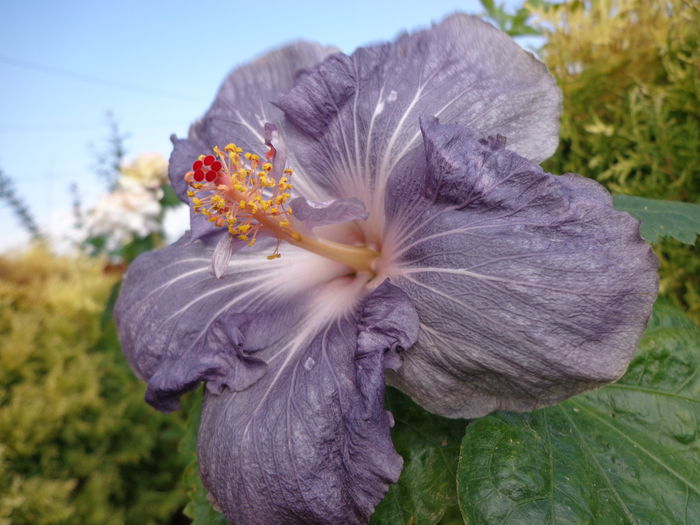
[{"x1": 183, "y1": 144, "x2": 378, "y2": 272}]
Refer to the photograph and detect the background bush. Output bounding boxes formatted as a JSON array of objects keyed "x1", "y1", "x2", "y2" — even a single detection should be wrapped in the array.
[
  {"x1": 0, "y1": 247, "x2": 189, "y2": 525},
  {"x1": 531, "y1": 0, "x2": 700, "y2": 320}
]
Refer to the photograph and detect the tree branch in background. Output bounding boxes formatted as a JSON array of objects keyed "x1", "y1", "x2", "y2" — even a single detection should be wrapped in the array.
[
  {"x1": 90, "y1": 111, "x2": 130, "y2": 191},
  {"x1": 0, "y1": 167, "x2": 43, "y2": 240},
  {"x1": 69, "y1": 181, "x2": 83, "y2": 233}
]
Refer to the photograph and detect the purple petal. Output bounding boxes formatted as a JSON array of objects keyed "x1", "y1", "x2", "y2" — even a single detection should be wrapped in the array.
[
  {"x1": 357, "y1": 281, "x2": 420, "y2": 372},
  {"x1": 169, "y1": 134, "x2": 206, "y2": 203},
  {"x1": 289, "y1": 196, "x2": 368, "y2": 227},
  {"x1": 383, "y1": 119, "x2": 658, "y2": 418},
  {"x1": 168, "y1": 41, "x2": 337, "y2": 203},
  {"x1": 145, "y1": 311, "x2": 268, "y2": 411},
  {"x1": 114, "y1": 234, "x2": 349, "y2": 411},
  {"x1": 265, "y1": 122, "x2": 288, "y2": 180},
  {"x1": 275, "y1": 14, "x2": 561, "y2": 213},
  {"x1": 189, "y1": 207, "x2": 226, "y2": 245},
  {"x1": 197, "y1": 281, "x2": 419, "y2": 524},
  {"x1": 211, "y1": 233, "x2": 237, "y2": 278}
]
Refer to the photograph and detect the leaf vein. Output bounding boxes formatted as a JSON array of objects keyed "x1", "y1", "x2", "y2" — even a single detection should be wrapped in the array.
[{"x1": 570, "y1": 400, "x2": 700, "y2": 498}]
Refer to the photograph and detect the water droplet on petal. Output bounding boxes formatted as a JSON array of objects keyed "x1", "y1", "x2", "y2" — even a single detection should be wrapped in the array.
[{"x1": 304, "y1": 356, "x2": 316, "y2": 371}]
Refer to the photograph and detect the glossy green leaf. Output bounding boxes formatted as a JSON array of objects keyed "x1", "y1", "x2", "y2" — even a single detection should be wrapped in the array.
[
  {"x1": 372, "y1": 388, "x2": 467, "y2": 525},
  {"x1": 457, "y1": 301, "x2": 700, "y2": 524},
  {"x1": 613, "y1": 195, "x2": 700, "y2": 244}
]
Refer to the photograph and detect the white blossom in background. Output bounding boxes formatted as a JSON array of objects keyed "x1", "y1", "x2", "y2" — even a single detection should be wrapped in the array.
[
  {"x1": 119, "y1": 152, "x2": 168, "y2": 190},
  {"x1": 83, "y1": 153, "x2": 167, "y2": 253}
]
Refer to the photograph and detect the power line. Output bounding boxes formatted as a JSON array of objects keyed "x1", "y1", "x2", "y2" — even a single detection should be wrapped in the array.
[
  {"x1": 0, "y1": 53, "x2": 205, "y2": 102},
  {"x1": 0, "y1": 121, "x2": 189, "y2": 134}
]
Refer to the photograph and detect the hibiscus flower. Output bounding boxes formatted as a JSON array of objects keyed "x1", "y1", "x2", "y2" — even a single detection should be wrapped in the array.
[{"x1": 115, "y1": 14, "x2": 658, "y2": 525}]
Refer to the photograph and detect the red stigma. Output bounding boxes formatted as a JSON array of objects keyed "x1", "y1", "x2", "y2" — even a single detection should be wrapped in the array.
[
  {"x1": 205, "y1": 171, "x2": 217, "y2": 182},
  {"x1": 193, "y1": 170, "x2": 205, "y2": 182},
  {"x1": 192, "y1": 160, "x2": 203, "y2": 171},
  {"x1": 210, "y1": 160, "x2": 222, "y2": 172},
  {"x1": 203, "y1": 155, "x2": 215, "y2": 166}
]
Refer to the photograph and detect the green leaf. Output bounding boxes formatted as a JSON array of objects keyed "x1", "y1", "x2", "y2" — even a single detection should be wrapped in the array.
[
  {"x1": 613, "y1": 195, "x2": 700, "y2": 244},
  {"x1": 120, "y1": 232, "x2": 161, "y2": 263},
  {"x1": 99, "y1": 279, "x2": 121, "y2": 329},
  {"x1": 160, "y1": 183, "x2": 183, "y2": 208},
  {"x1": 372, "y1": 388, "x2": 467, "y2": 525},
  {"x1": 457, "y1": 301, "x2": 700, "y2": 524},
  {"x1": 479, "y1": 0, "x2": 496, "y2": 14},
  {"x1": 180, "y1": 389, "x2": 229, "y2": 525}
]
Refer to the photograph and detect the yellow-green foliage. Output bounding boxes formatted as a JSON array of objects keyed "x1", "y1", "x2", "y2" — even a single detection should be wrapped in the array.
[
  {"x1": 0, "y1": 246, "x2": 187, "y2": 525},
  {"x1": 531, "y1": 0, "x2": 700, "y2": 320}
]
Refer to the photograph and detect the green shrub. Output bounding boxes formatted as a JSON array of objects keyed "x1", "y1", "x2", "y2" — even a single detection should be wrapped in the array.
[
  {"x1": 531, "y1": 0, "x2": 700, "y2": 321},
  {"x1": 0, "y1": 246, "x2": 188, "y2": 525}
]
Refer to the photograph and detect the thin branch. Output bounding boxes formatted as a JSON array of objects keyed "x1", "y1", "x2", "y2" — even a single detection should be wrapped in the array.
[{"x1": 0, "y1": 167, "x2": 43, "y2": 239}]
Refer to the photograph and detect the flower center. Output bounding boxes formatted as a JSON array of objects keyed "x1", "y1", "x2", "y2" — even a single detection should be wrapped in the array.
[{"x1": 184, "y1": 144, "x2": 378, "y2": 273}]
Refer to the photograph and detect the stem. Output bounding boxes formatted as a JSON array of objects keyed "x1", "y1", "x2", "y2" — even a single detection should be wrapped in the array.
[
  {"x1": 290, "y1": 235, "x2": 378, "y2": 273},
  {"x1": 252, "y1": 207, "x2": 378, "y2": 272}
]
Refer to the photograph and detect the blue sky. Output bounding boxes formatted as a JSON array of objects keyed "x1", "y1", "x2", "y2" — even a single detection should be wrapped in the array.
[{"x1": 0, "y1": 0, "x2": 528, "y2": 249}]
